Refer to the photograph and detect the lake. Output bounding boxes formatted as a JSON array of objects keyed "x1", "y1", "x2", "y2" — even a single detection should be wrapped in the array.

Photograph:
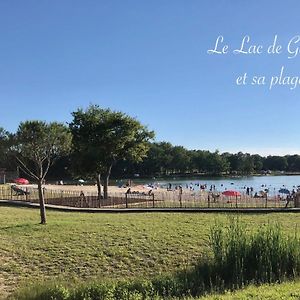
[{"x1": 133, "y1": 175, "x2": 300, "y2": 196}]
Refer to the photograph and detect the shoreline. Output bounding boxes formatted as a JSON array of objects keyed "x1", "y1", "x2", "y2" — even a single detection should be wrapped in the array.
[
  {"x1": 117, "y1": 172, "x2": 300, "y2": 180},
  {"x1": 38, "y1": 172, "x2": 300, "y2": 186}
]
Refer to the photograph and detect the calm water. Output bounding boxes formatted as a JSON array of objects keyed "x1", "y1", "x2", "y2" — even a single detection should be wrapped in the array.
[{"x1": 132, "y1": 175, "x2": 300, "y2": 196}]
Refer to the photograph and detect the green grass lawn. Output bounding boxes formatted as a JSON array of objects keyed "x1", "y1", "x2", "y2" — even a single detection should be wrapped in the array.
[
  {"x1": 0, "y1": 206, "x2": 299, "y2": 298},
  {"x1": 195, "y1": 281, "x2": 300, "y2": 299}
]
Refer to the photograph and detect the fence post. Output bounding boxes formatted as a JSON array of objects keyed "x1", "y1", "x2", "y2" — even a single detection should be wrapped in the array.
[
  {"x1": 208, "y1": 194, "x2": 210, "y2": 208},
  {"x1": 152, "y1": 193, "x2": 155, "y2": 208},
  {"x1": 235, "y1": 196, "x2": 238, "y2": 208},
  {"x1": 179, "y1": 188, "x2": 182, "y2": 208},
  {"x1": 295, "y1": 193, "x2": 300, "y2": 208},
  {"x1": 60, "y1": 190, "x2": 63, "y2": 206},
  {"x1": 265, "y1": 194, "x2": 268, "y2": 208},
  {"x1": 26, "y1": 188, "x2": 28, "y2": 202},
  {"x1": 125, "y1": 193, "x2": 128, "y2": 208}
]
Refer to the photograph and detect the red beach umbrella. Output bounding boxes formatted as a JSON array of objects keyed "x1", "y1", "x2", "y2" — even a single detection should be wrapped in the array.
[
  {"x1": 222, "y1": 190, "x2": 241, "y2": 197},
  {"x1": 222, "y1": 190, "x2": 241, "y2": 208},
  {"x1": 14, "y1": 178, "x2": 29, "y2": 185}
]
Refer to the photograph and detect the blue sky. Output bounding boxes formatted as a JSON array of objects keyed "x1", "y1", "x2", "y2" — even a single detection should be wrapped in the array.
[{"x1": 0, "y1": 1, "x2": 299, "y2": 155}]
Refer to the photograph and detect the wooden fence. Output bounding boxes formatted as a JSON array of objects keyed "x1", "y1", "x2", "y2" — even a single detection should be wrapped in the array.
[{"x1": 0, "y1": 184, "x2": 296, "y2": 209}]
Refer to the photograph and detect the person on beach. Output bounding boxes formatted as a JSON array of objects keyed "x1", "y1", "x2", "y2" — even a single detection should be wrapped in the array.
[
  {"x1": 250, "y1": 187, "x2": 254, "y2": 197},
  {"x1": 179, "y1": 185, "x2": 183, "y2": 195},
  {"x1": 285, "y1": 194, "x2": 292, "y2": 208}
]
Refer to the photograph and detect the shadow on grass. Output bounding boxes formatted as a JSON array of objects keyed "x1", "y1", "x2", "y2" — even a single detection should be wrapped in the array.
[{"x1": 0, "y1": 223, "x2": 39, "y2": 231}]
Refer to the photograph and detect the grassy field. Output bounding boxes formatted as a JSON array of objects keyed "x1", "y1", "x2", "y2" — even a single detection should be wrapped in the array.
[
  {"x1": 196, "y1": 281, "x2": 300, "y2": 299},
  {"x1": 0, "y1": 206, "x2": 299, "y2": 298}
]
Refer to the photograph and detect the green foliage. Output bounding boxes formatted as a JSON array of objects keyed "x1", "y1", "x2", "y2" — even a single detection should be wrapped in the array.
[
  {"x1": 12, "y1": 280, "x2": 300, "y2": 300},
  {"x1": 13, "y1": 121, "x2": 72, "y2": 223},
  {"x1": 15, "y1": 121, "x2": 72, "y2": 180},
  {"x1": 210, "y1": 219, "x2": 300, "y2": 287},
  {"x1": 69, "y1": 104, "x2": 154, "y2": 180},
  {"x1": 264, "y1": 156, "x2": 288, "y2": 171},
  {"x1": 206, "y1": 151, "x2": 230, "y2": 175},
  {"x1": 184, "y1": 281, "x2": 300, "y2": 299},
  {"x1": 0, "y1": 127, "x2": 15, "y2": 170},
  {"x1": 3, "y1": 119, "x2": 300, "y2": 177},
  {"x1": 115, "y1": 146, "x2": 265, "y2": 177},
  {"x1": 0, "y1": 127, "x2": 9, "y2": 154}
]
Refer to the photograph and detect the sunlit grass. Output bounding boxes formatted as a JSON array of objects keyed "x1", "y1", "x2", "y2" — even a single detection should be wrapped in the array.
[
  {"x1": 195, "y1": 281, "x2": 300, "y2": 299},
  {"x1": 0, "y1": 206, "x2": 299, "y2": 297}
]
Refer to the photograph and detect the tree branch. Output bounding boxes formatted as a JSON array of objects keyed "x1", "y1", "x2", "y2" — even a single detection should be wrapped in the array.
[
  {"x1": 42, "y1": 158, "x2": 51, "y2": 180},
  {"x1": 16, "y1": 156, "x2": 39, "y2": 180}
]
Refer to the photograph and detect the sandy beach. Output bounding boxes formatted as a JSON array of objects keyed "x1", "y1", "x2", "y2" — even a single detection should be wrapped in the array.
[{"x1": 12, "y1": 183, "x2": 210, "y2": 201}]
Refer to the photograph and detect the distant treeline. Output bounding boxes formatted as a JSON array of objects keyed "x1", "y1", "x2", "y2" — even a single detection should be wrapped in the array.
[
  {"x1": 1, "y1": 138, "x2": 300, "y2": 180},
  {"x1": 51, "y1": 142, "x2": 300, "y2": 179},
  {"x1": 112, "y1": 142, "x2": 300, "y2": 177}
]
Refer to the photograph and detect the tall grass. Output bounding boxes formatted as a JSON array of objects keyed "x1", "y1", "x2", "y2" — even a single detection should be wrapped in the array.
[
  {"x1": 209, "y1": 218, "x2": 300, "y2": 287},
  {"x1": 11, "y1": 218, "x2": 300, "y2": 300}
]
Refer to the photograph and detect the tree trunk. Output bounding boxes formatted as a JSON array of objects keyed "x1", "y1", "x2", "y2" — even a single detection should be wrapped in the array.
[
  {"x1": 37, "y1": 179, "x2": 46, "y2": 224},
  {"x1": 96, "y1": 173, "x2": 102, "y2": 203},
  {"x1": 103, "y1": 165, "x2": 112, "y2": 200}
]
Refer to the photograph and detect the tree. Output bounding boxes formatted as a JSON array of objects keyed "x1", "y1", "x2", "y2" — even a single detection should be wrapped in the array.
[
  {"x1": 263, "y1": 156, "x2": 288, "y2": 171},
  {"x1": 70, "y1": 105, "x2": 154, "y2": 199},
  {"x1": 170, "y1": 146, "x2": 190, "y2": 174},
  {"x1": 0, "y1": 127, "x2": 17, "y2": 171},
  {"x1": 131, "y1": 142, "x2": 168, "y2": 176},
  {"x1": 252, "y1": 154, "x2": 263, "y2": 173},
  {"x1": 0, "y1": 127, "x2": 10, "y2": 161},
  {"x1": 206, "y1": 151, "x2": 229, "y2": 175},
  {"x1": 240, "y1": 153, "x2": 254, "y2": 174},
  {"x1": 191, "y1": 150, "x2": 210, "y2": 173},
  {"x1": 15, "y1": 121, "x2": 72, "y2": 224}
]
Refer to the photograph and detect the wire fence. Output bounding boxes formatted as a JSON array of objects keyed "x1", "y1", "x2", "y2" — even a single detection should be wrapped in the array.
[{"x1": 0, "y1": 184, "x2": 296, "y2": 209}]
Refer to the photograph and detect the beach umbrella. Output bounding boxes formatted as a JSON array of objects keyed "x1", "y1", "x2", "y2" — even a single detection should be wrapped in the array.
[
  {"x1": 222, "y1": 190, "x2": 241, "y2": 197},
  {"x1": 222, "y1": 190, "x2": 241, "y2": 208},
  {"x1": 14, "y1": 178, "x2": 29, "y2": 185},
  {"x1": 278, "y1": 188, "x2": 290, "y2": 194}
]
